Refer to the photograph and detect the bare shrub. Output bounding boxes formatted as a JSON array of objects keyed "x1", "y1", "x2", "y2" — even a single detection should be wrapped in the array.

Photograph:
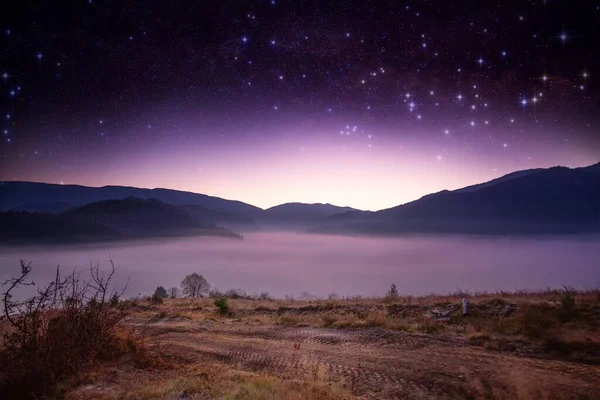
[
  {"x1": 168, "y1": 287, "x2": 181, "y2": 299},
  {"x1": 258, "y1": 292, "x2": 272, "y2": 300},
  {"x1": 386, "y1": 284, "x2": 399, "y2": 301},
  {"x1": 181, "y1": 273, "x2": 210, "y2": 298},
  {"x1": 0, "y1": 258, "x2": 129, "y2": 396}
]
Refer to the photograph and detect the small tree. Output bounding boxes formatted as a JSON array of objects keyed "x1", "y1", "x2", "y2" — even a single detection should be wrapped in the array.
[
  {"x1": 214, "y1": 297, "x2": 229, "y2": 315},
  {"x1": 153, "y1": 286, "x2": 168, "y2": 298},
  {"x1": 387, "y1": 284, "x2": 399, "y2": 299},
  {"x1": 168, "y1": 287, "x2": 180, "y2": 299},
  {"x1": 180, "y1": 273, "x2": 210, "y2": 298}
]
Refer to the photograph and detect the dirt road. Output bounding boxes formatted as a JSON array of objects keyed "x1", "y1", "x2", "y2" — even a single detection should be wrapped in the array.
[{"x1": 137, "y1": 320, "x2": 600, "y2": 399}]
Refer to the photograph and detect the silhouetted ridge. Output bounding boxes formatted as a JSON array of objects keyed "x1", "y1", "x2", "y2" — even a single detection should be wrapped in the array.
[
  {"x1": 0, "y1": 197, "x2": 242, "y2": 244},
  {"x1": 314, "y1": 163, "x2": 600, "y2": 235}
]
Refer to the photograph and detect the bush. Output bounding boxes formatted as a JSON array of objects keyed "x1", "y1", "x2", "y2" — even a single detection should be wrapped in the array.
[
  {"x1": 214, "y1": 297, "x2": 229, "y2": 315},
  {"x1": 386, "y1": 284, "x2": 399, "y2": 300},
  {"x1": 151, "y1": 293, "x2": 164, "y2": 304},
  {"x1": 516, "y1": 305, "x2": 556, "y2": 340},
  {"x1": 321, "y1": 314, "x2": 337, "y2": 327},
  {"x1": 559, "y1": 286, "x2": 577, "y2": 321},
  {"x1": 153, "y1": 286, "x2": 168, "y2": 299},
  {"x1": 0, "y1": 259, "x2": 129, "y2": 397}
]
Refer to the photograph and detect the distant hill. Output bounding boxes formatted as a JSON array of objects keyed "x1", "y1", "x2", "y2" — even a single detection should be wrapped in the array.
[
  {"x1": 0, "y1": 181, "x2": 359, "y2": 233},
  {"x1": 3, "y1": 162, "x2": 599, "y2": 237},
  {"x1": 454, "y1": 168, "x2": 543, "y2": 193},
  {"x1": 314, "y1": 164, "x2": 600, "y2": 235},
  {"x1": 0, "y1": 181, "x2": 261, "y2": 216},
  {"x1": 180, "y1": 205, "x2": 260, "y2": 231},
  {"x1": 256, "y1": 203, "x2": 359, "y2": 230},
  {"x1": 578, "y1": 162, "x2": 600, "y2": 174},
  {"x1": 263, "y1": 203, "x2": 357, "y2": 220},
  {"x1": 0, "y1": 197, "x2": 241, "y2": 244},
  {"x1": 0, "y1": 211, "x2": 117, "y2": 242}
]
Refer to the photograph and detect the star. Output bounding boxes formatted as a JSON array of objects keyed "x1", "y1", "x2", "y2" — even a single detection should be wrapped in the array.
[
  {"x1": 444, "y1": 129, "x2": 450, "y2": 135},
  {"x1": 1, "y1": 72, "x2": 8, "y2": 81},
  {"x1": 470, "y1": 121, "x2": 475, "y2": 127},
  {"x1": 241, "y1": 36, "x2": 249, "y2": 43}
]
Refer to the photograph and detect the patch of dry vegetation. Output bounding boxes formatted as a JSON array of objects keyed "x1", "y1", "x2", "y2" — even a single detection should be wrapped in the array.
[
  {"x1": 125, "y1": 286, "x2": 600, "y2": 364},
  {"x1": 0, "y1": 260, "x2": 165, "y2": 398}
]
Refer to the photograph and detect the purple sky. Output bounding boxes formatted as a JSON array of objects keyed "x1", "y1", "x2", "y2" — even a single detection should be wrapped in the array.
[{"x1": 1, "y1": 1, "x2": 599, "y2": 210}]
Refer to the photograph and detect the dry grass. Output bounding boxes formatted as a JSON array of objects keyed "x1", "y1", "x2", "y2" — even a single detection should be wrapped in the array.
[
  {"x1": 120, "y1": 287, "x2": 600, "y2": 363},
  {"x1": 36, "y1": 287, "x2": 599, "y2": 399},
  {"x1": 88, "y1": 364, "x2": 350, "y2": 400}
]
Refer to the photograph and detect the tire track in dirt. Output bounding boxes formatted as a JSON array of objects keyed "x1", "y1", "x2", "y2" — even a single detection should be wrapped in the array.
[
  {"x1": 140, "y1": 321, "x2": 600, "y2": 399},
  {"x1": 159, "y1": 334, "x2": 443, "y2": 399}
]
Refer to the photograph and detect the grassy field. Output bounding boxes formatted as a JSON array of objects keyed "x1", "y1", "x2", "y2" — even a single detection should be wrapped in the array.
[{"x1": 3, "y1": 288, "x2": 600, "y2": 399}]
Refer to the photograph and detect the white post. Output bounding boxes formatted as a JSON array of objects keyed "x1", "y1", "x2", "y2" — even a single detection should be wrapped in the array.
[{"x1": 462, "y1": 298, "x2": 468, "y2": 315}]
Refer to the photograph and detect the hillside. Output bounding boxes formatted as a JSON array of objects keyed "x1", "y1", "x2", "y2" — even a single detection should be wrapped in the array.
[
  {"x1": 261, "y1": 202, "x2": 357, "y2": 222},
  {"x1": 314, "y1": 164, "x2": 600, "y2": 235},
  {"x1": 0, "y1": 181, "x2": 261, "y2": 216},
  {"x1": 0, "y1": 197, "x2": 241, "y2": 244}
]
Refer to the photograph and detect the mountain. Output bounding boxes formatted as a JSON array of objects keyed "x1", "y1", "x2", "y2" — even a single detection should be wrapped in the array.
[
  {"x1": 454, "y1": 168, "x2": 543, "y2": 193},
  {"x1": 0, "y1": 211, "x2": 117, "y2": 243},
  {"x1": 0, "y1": 181, "x2": 261, "y2": 216},
  {"x1": 578, "y1": 162, "x2": 600, "y2": 174},
  {"x1": 0, "y1": 182, "x2": 358, "y2": 233},
  {"x1": 256, "y1": 203, "x2": 359, "y2": 230},
  {"x1": 179, "y1": 205, "x2": 260, "y2": 231},
  {"x1": 0, "y1": 197, "x2": 241, "y2": 244},
  {"x1": 313, "y1": 164, "x2": 600, "y2": 235},
  {"x1": 263, "y1": 203, "x2": 357, "y2": 219}
]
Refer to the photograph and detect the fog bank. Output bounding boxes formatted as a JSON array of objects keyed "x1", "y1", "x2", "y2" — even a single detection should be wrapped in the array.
[{"x1": 1, "y1": 232, "x2": 599, "y2": 298}]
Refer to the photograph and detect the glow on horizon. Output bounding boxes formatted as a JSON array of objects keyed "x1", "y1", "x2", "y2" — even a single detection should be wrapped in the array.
[{"x1": 5, "y1": 130, "x2": 598, "y2": 211}]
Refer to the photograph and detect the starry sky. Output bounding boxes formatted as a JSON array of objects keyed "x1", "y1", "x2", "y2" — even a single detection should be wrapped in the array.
[{"x1": 0, "y1": 0, "x2": 599, "y2": 210}]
